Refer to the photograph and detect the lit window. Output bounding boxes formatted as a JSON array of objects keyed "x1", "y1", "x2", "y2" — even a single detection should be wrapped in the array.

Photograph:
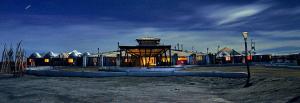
[
  {"x1": 178, "y1": 57, "x2": 187, "y2": 61},
  {"x1": 197, "y1": 56, "x2": 203, "y2": 61},
  {"x1": 225, "y1": 56, "x2": 231, "y2": 61},
  {"x1": 44, "y1": 59, "x2": 49, "y2": 63},
  {"x1": 68, "y1": 58, "x2": 74, "y2": 63}
]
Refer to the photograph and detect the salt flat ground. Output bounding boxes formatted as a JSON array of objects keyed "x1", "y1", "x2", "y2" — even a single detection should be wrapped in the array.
[{"x1": 0, "y1": 66, "x2": 300, "y2": 103}]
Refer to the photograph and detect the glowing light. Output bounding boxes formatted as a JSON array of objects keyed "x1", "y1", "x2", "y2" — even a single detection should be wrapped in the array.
[
  {"x1": 140, "y1": 57, "x2": 156, "y2": 66},
  {"x1": 225, "y1": 56, "x2": 231, "y2": 61},
  {"x1": 178, "y1": 57, "x2": 187, "y2": 61},
  {"x1": 242, "y1": 32, "x2": 248, "y2": 39},
  {"x1": 44, "y1": 59, "x2": 49, "y2": 63},
  {"x1": 68, "y1": 58, "x2": 74, "y2": 63},
  {"x1": 196, "y1": 56, "x2": 203, "y2": 61},
  {"x1": 29, "y1": 59, "x2": 33, "y2": 63},
  {"x1": 162, "y1": 57, "x2": 170, "y2": 62},
  {"x1": 247, "y1": 56, "x2": 252, "y2": 60}
]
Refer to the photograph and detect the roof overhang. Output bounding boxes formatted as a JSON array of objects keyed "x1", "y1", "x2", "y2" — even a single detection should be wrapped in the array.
[{"x1": 119, "y1": 45, "x2": 171, "y2": 57}]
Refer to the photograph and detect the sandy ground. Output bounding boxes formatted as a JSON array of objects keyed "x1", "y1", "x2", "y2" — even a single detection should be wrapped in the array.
[{"x1": 0, "y1": 66, "x2": 300, "y2": 103}]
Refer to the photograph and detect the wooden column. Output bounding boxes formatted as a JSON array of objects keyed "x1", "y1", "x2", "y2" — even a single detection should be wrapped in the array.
[
  {"x1": 144, "y1": 48, "x2": 146, "y2": 67},
  {"x1": 139, "y1": 48, "x2": 142, "y2": 67},
  {"x1": 164, "y1": 49, "x2": 167, "y2": 66},
  {"x1": 169, "y1": 48, "x2": 172, "y2": 66},
  {"x1": 147, "y1": 49, "x2": 152, "y2": 67}
]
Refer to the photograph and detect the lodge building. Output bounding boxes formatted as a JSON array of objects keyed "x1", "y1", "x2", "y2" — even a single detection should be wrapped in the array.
[{"x1": 119, "y1": 37, "x2": 172, "y2": 67}]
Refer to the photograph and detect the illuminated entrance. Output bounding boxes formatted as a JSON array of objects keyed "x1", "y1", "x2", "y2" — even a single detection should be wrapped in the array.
[{"x1": 119, "y1": 37, "x2": 172, "y2": 67}]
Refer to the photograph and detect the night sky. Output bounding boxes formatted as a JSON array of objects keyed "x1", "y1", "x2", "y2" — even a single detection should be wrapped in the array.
[{"x1": 0, "y1": 0, "x2": 299, "y2": 55}]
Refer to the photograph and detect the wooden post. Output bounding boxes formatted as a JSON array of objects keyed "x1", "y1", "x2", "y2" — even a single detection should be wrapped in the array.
[
  {"x1": 1, "y1": 44, "x2": 6, "y2": 73},
  {"x1": 147, "y1": 49, "x2": 152, "y2": 67},
  {"x1": 169, "y1": 48, "x2": 172, "y2": 66},
  {"x1": 139, "y1": 48, "x2": 142, "y2": 67},
  {"x1": 144, "y1": 48, "x2": 146, "y2": 67}
]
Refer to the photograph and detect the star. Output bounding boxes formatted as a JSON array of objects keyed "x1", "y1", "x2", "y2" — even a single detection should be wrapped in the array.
[{"x1": 25, "y1": 5, "x2": 31, "y2": 10}]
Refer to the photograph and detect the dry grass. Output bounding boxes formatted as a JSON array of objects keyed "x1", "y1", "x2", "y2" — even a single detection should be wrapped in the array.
[
  {"x1": 186, "y1": 66, "x2": 300, "y2": 78},
  {"x1": 57, "y1": 66, "x2": 300, "y2": 78}
]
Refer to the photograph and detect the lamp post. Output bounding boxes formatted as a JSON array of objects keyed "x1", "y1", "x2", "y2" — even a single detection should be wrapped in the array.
[
  {"x1": 242, "y1": 32, "x2": 251, "y2": 87},
  {"x1": 98, "y1": 48, "x2": 100, "y2": 67}
]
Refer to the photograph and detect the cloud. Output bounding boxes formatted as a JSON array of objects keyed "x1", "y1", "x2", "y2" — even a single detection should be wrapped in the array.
[
  {"x1": 258, "y1": 46, "x2": 300, "y2": 54},
  {"x1": 269, "y1": 7, "x2": 300, "y2": 16},
  {"x1": 249, "y1": 30, "x2": 300, "y2": 54},
  {"x1": 203, "y1": 3, "x2": 271, "y2": 25},
  {"x1": 1, "y1": 17, "x2": 299, "y2": 55},
  {"x1": 139, "y1": 30, "x2": 246, "y2": 52},
  {"x1": 256, "y1": 30, "x2": 300, "y2": 38}
]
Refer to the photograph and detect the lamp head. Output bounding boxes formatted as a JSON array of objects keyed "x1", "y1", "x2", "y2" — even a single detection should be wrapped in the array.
[{"x1": 242, "y1": 32, "x2": 248, "y2": 39}]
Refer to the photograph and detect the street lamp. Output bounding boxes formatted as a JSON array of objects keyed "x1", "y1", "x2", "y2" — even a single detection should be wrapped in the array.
[{"x1": 242, "y1": 32, "x2": 251, "y2": 87}]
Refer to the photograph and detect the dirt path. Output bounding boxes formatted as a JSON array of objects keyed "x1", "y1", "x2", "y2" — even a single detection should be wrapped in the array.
[
  {"x1": 1, "y1": 66, "x2": 300, "y2": 103},
  {"x1": 0, "y1": 76, "x2": 236, "y2": 103}
]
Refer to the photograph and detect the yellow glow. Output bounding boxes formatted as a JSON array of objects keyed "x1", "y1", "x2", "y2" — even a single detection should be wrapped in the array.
[
  {"x1": 149, "y1": 63, "x2": 156, "y2": 66},
  {"x1": 178, "y1": 57, "x2": 187, "y2": 61},
  {"x1": 140, "y1": 57, "x2": 156, "y2": 66},
  {"x1": 68, "y1": 58, "x2": 74, "y2": 63},
  {"x1": 44, "y1": 59, "x2": 49, "y2": 63},
  {"x1": 161, "y1": 57, "x2": 170, "y2": 62},
  {"x1": 196, "y1": 55, "x2": 203, "y2": 61}
]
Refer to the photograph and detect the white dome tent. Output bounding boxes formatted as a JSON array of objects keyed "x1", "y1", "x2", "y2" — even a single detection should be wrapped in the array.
[
  {"x1": 29, "y1": 52, "x2": 42, "y2": 58},
  {"x1": 68, "y1": 50, "x2": 82, "y2": 58},
  {"x1": 44, "y1": 51, "x2": 58, "y2": 58}
]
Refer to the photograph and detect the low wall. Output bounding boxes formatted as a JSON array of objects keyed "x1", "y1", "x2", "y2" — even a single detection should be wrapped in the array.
[
  {"x1": 26, "y1": 70, "x2": 248, "y2": 78},
  {"x1": 100, "y1": 67, "x2": 184, "y2": 72}
]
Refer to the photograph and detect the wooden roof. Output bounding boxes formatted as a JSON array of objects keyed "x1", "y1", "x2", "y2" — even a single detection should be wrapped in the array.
[{"x1": 119, "y1": 45, "x2": 171, "y2": 56}]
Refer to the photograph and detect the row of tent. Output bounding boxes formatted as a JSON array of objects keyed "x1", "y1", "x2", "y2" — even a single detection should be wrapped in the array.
[
  {"x1": 29, "y1": 47, "x2": 251, "y2": 60},
  {"x1": 30, "y1": 50, "x2": 88, "y2": 59},
  {"x1": 28, "y1": 49, "x2": 208, "y2": 67},
  {"x1": 29, "y1": 50, "x2": 145, "y2": 59},
  {"x1": 30, "y1": 50, "x2": 205, "y2": 59},
  {"x1": 27, "y1": 47, "x2": 248, "y2": 66},
  {"x1": 28, "y1": 50, "x2": 120, "y2": 67},
  {"x1": 28, "y1": 47, "x2": 288, "y2": 67}
]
